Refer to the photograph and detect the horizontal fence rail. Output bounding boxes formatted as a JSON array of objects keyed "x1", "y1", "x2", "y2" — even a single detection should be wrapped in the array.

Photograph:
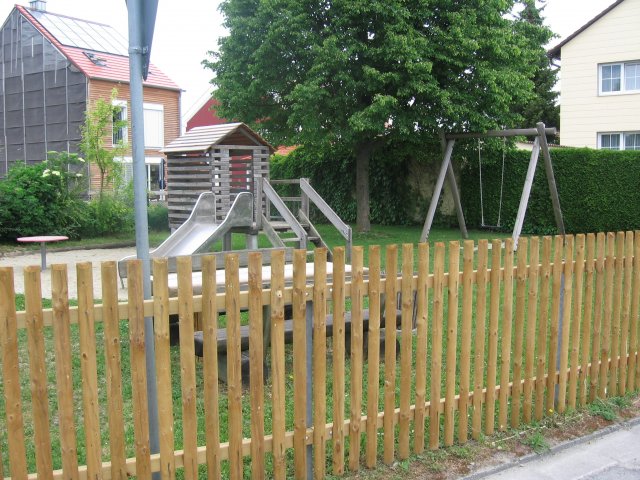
[{"x1": 0, "y1": 232, "x2": 639, "y2": 479}]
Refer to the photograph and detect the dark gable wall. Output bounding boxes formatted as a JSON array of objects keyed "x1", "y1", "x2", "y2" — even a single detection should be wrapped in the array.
[{"x1": 0, "y1": 9, "x2": 87, "y2": 177}]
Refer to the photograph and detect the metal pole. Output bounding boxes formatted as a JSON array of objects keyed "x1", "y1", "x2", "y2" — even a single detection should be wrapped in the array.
[
  {"x1": 127, "y1": 0, "x2": 160, "y2": 464},
  {"x1": 445, "y1": 126, "x2": 557, "y2": 140}
]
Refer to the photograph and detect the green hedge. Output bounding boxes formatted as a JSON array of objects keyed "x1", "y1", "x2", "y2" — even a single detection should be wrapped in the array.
[
  {"x1": 460, "y1": 146, "x2": 640, "y2": 234},
  {"x1": 270, "y1": 144, "x2": 417, "y2": 225}
]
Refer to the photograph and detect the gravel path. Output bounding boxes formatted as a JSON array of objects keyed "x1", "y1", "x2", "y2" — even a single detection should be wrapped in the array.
[{"x1": 0, "y1": 246, "x2": 137, "y2": 300}]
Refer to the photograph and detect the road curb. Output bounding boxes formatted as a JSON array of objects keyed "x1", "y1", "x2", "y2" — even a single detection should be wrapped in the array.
[{"x1": 463, "y1": 415, "x2": 640, "y2": 479}]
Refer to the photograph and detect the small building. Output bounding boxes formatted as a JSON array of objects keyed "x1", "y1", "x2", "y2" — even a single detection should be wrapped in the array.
[
  {"x1": 162, "y1": 122, "x2": 274, "y2": 229},
  {"x1": 549, "y1": 0, "x2": 640, "y2": 149},
  {"x1": 0, "y1": 1, "x2": 182, "y2": 194}
]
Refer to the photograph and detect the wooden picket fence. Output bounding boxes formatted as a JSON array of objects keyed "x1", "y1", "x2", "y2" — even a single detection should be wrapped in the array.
[{"x1": 0, "y1": 232, "x2": 639, "y2": 479}]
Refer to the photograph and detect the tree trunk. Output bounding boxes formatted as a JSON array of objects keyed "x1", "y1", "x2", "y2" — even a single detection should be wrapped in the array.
[{"x1": 355, "y1": 142, "x2": 372, "y2": 233}]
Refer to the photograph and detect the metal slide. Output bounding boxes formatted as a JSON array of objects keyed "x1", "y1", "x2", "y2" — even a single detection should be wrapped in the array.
[{"x1": 118, "y1": 191, "x2": 254, "y2": 281}]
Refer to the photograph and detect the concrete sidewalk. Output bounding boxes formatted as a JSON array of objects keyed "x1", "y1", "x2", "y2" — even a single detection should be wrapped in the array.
[
  {"x1": 0, "y1": 246, "x2": 136, "y2": 300},
  {"x1": 466, "y1": 418, "x2": 640, "y2": 480}
]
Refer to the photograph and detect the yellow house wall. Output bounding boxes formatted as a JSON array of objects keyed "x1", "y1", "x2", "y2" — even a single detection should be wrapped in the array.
[{"x1": 559, "y1": 0, "x2": 640, "y2": 147}]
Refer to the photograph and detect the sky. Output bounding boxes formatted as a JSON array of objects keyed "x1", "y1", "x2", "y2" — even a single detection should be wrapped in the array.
[{"x1": 0, "y1": 0, "x2": 620, "y2": 126}]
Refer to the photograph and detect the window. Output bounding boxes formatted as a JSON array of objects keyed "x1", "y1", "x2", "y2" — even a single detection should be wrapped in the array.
[
  {"x1": 599, "y1": 62, "x2": 640, "y2": 94},
  {"x1": 143, "y1": 103, "x2": 164, "y2": 149},
  {"x1": 112, "y1": 100, "x2": 128, "y2": 145},
  {"x1": 116, "y1": 156, "x2": 165, "y2": 191},
  {"x1": 598, "y1": 132, "x2": 640, "y2": 150}
]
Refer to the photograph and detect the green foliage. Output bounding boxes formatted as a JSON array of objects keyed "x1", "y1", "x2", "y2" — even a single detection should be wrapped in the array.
[
  {"x1": 81, "y1": 193, "x2": 134, "y2": 237},
  {"x1": 270, "y1": 144, "x2": 416, "y2": 225},
  {"x1": 81, "y1": 88, "x2": 126, "y2": 195},
  {"x1": 0, "y1": 153, "x2": 90, "y2": 240},
  {"x1": 512, "y1": 0, "x2": 560, "y2": 133},
  {"x1": 207, "y1": 0, "x2": 552, "y2": 229},
  {"x1": 461, "y1": 146, "x2": 640, "y2": 234},
  {"x1": 147, "y1": 203, "x2": 169, "y2": 231},
  {"x1": 523, "y1": 431, "x2": 550, "y2": 453},
  {"x1": 588, "y1": 398, "x2": 618, "y2": 421}
]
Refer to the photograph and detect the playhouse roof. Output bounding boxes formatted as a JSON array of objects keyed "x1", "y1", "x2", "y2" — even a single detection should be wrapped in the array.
[
  {"x1": 162, "y1": 123, "x2": 275, "y2": 154},
  {"x1": 15, "y1": 5, "x2": 179, "y2": 90}
]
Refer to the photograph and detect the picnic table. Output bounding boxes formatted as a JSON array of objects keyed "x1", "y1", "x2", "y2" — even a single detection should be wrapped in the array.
[{"x1": 17, "y1": 235, "x2": 68, "y2": 270}]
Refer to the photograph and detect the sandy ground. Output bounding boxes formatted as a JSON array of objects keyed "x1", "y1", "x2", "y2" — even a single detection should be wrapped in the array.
[{"x1": 0, "y1": 246, "x2": 137, "y2": 300}]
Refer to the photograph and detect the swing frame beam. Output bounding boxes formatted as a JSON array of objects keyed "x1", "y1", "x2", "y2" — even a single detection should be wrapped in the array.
[{"x1": 420, "y1": 122, "x2": 565, "y2": 248}]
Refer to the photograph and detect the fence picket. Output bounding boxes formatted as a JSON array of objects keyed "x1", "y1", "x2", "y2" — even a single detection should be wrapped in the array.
[
  {"x1": 629, "y1": 232, "x2": 640, "y2": 391},
  {"x1": 524, "y1": 237, "x2": 540, "y2": 424},
  {"x1": 127, "y1": 260, "x2": 151, "y2": 478},
  {"x1": 76, "y1": 263, "x2": 102, "y2": 478},
  {"x1": 349, "y1": 247, "x2": 365, "y2": 470},
  {"x1": 201, "y1": 255, "x2": 221, "y2": 480},
  {"x1": 312, "y1": 249, "x2": 328, "y2": 479},
  {"x1": 558, "y1": 236, "x2": 574, "y2": 413},
  {"x1": 458, "y1": 241, "x2": 474, "y2": 443},
  {"x1": 248, "y1": 253, "x2": 265, "y2": 479},
  {"x1": 271, "y1": 250, "x2": 287, "y2": 478},
  {"x1": 472, "y1": 240, "x2": 488, "y2": 439},
  {"x1": 383, "y1": 245, "x2": 398, "y2": 461},
  {"x1": 0, "y1": 267, "x2": 28, "y2": 479},
  {"x1": 24, "y1": 266, "x2": 54, "y2": 477},
  {"x1": 152, "y1": 259, "x2": 175, "y2": 480},
  {"x1": 414, "y1": 243, "x2": 430, "y2": 450},
  {"x1": 51, "y1": 264, "x2": 80, "y2": 479},
  {"x1": 177, "y1": 257, "x2": 199, "y2": 479},
  {"x1": 619, "y1": 232, "x2": 634, "y2": 395},
  {"x1": 294, "y1": 249, "x2": 309, "y2": 478},
  {"x1": 569, "y1": 235, "x2": 585, "y2": 409},
  {"x1": 444, "y1": 241, "x2": 460, "y2": 446},
  {"x1": 485, "y1": 239, "x2": 502, "y2": 435},
  {"x1": 547, "y1": 236, "x2": 564, "y2": 412},
  {"x1": 225, "y1": 254, "x2": 243, "y2": 479},
  {"x1": 580, "y1": 234, "x2": 596, "y2": 407},
  {"x1": 498, "y1": 239, "x2": 514, "y2": 431},
  {"x1": 609, "y1": 232, "x2": 625, "y2": 396},
  {"x1": 430, "y1": 243, "x2": 445, "y2": 449},
  {"x1": 591, "y1": 233, "x2": 606, "y2": 401},
  {"x1": 398, "y1": 244, "x2": 414, "y2": 456},
  {"x1": 331, "y1": 248, "x2": 345, "y2": 474},
  {"x1": 600, "y1": 233, "x2": 615, "y2": 398},
  {"x1": 512, "y1": 237, "x2": 528, "y2": 428},
  {"x1": 535, "y1": 237, "x2": 552, "y2": 421},
  {"x1": 365, "y1": 246, "x2": 381, "y2": 466}
]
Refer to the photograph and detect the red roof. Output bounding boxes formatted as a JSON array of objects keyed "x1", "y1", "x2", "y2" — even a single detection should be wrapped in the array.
[{"x1": 16, "y1": 5, "x2": 180, "y2": 91}]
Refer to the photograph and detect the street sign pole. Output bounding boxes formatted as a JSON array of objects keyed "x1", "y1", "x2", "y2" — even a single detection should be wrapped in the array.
[{"x1": 126, "y1": 0, "x2": 160, "y2": 467}]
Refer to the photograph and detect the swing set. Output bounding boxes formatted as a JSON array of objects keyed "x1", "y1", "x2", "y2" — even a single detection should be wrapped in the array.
[{"x1": 420, "y1": 122, "x2": 565, "y2": 247}]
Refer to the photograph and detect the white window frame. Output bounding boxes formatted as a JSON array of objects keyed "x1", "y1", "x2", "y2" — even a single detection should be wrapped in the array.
[
  {"x1": 116, "y1": 156, "x2": 165, "y2": 190},
  {"x1": 143, "y1": 103, "x2": 165, "y2": 149},
  {"x1": 599, "y1": 61, "x2": 640, "y2": 95},
  {"x1": 597, "y1": 131, "x2": 640, "y2": 150},
  {"x1": 112, "y1": 100, "x2": 128, "y2": 146}
]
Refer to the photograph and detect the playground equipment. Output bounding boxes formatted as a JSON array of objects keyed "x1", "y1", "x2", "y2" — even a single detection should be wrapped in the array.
[
  {"x1": 118, "y1": 122, "x2": 352, "y2": 283},
  {"x1": 420, "y1": 122, "x2": 565, "y2": 247}
]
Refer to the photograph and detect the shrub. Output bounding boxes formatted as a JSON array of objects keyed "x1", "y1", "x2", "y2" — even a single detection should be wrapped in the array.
[
  {"x1": 0, "y1": 153, "x2": 89, "y2": 241},
  {"x1": 460, "y1": 146, "x2": 640, "y2": 234},
  {"x1": 81, "y1": 192, "x2": 134, "y2": 237},
  {"x1": 148, "y1": 203, "x2": 169, "y2": 231}
]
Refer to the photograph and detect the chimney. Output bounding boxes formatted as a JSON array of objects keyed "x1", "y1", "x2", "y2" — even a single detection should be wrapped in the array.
[{"x1": 29, "y1": 0, "x2": 47, "y2": 11}]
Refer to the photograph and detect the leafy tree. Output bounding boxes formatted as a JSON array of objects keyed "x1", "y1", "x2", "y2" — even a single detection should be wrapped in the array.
[
  {"x1": 514, "y1": 0, "x2": 560, "y2": 132},
  {"x1": 206, "y1": 0, "x2": 551, "y2": 231},
  {"x1": 80, "y1": 88, "x2": 126, "y2": 197}
]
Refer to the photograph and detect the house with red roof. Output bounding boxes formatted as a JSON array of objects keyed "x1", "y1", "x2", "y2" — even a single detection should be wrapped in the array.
[{"x1": 0, "y1": 0, "x2": 182, "y2": 195}]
